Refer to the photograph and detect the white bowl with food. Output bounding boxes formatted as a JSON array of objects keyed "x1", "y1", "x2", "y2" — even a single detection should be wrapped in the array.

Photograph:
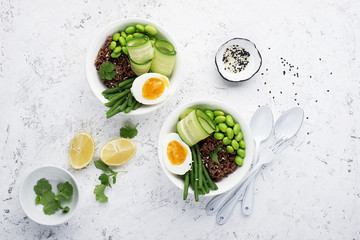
[
  {"x1": 215, "y1": 38, "x2": 262, "y2": 82},
  {"x1": 86, "y1": 18, "x2": 181, "y2": 116},
  {"x1": 19, "y1": 166, "x2": 79, "y2": 226},
  {"x1": 158, "y1": 99, "x2": 254, "y2": 198}
]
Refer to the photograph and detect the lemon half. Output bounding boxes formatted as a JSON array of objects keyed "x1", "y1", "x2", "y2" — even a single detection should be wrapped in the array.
[
  {"x1": 69, "y1": 132, "x2": 95, "y2": 169},
  {"x1": 100, "y1": 138, "x2": 136, "y2": 166}
]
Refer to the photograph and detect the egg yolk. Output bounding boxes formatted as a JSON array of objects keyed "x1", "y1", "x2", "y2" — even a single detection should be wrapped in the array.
[
  {"x1": 167, "y1": 141, "x2": 187, "y2": 165},
  {"x1": 142, "y1": 77, "x2": 168, "y2": 100}
]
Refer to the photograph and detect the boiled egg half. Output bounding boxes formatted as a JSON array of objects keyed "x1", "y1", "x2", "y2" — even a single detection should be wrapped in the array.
[
  {"x1": 162, "y1": 133, "x2": 192, "y2": 175},
  {"x1": 131, "y1": 73, "x2": 170, "y2": 105}
]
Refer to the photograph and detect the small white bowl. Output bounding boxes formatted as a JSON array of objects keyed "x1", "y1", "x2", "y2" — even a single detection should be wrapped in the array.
[
  {"x1": 215, "y1": 38, "x2": 262, "y2": 82},
  {"x1": 86, "y1": 18, "x2": 181, "y2": 116},
  {"x1": 19, "y1": 166, "x2": 79, "y2": 226},
  {"x1": 158, "y1": 99, "x2": 254, "y2": 196}
]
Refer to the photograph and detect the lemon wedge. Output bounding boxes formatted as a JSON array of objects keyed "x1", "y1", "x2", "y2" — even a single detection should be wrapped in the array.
[
  {"x1": 100, "y1": 138, "x2": 136, "y2": 166},
  {"x1": 69, "y1": 132, "x2": 95, "y2": 169}
]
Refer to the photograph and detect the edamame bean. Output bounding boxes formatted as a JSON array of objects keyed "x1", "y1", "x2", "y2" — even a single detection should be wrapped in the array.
[
  {"x1": 215, "y1": 116, "x2": 226, "y2": 124},
  {"x1": 237, "y1": 149, "x2": 246, "y2": 158},
  {"x1": 126, "y1": 35, "x2": 133, "y2": 42},
  {"x1": 121, "y1": 32, "x2": 127, "y2": 38},
  {"x1": 226, "y1": 128, "x2": 234, "y2": 139},
  {"x1": 111, "y1": 52, "x2": 121, "y2": 58},
  {"x1": 119, "y1": 37, "x2": 126, "y2": 46},
  {"x1": 214, "y1": 125, "x2": 220, "y2": 133},
  {"x1": 218, "y1": 123, "x2": 227, "y2": 132},
  {"x1": 239, "y1": 140, "x2": 246, "y2": 149},
  {"x1": 113, "y1": 33, "x2": 120, "y2": 41},
  {"x1": 226, "y1": 115, "x2": 234, "y2": 127},
  {"x1": 122, "y1": 46, "x2": 128, "y2": 55},
  {"x1": 214, "y1": 110, "x2": 225, "y2": 117},
  {"x1": 231, "y1": 140, "x2": 239, "y2": 150},
  {"x1": 214, "y1": 132, "x2": 224, "y2": 140},
  {"x1": 145, "y1": 24, "x2": 158, "y2": 36},
  {"x1": 125, "y1": 26, "x2": 136, "y2": 34},
  {"x1": 113, "y1": 46, "x2": 122, "y2": 54},
  {"x1": 133, "y1": 33, "x2": 144, "y2": 38},
  {"x1": 235, "y1": 156, "x2": 244, "y2": 166},
  {"x1": 235, "y1": 131, "x2": 243, "y2": 141},
  {"x1": 205, "y1": 110, "x2": 214, "y2": 120},
  {"x1": 226, "y1": 146, "x2": 234, "y2": 154},
  {"x1": 110, "y1": 41, "x2": 117, "y2": 50},
  {"x1": 135, "y1": 24, "x2": 145, "y2": 33},
  {"x1": 233, "y1": 123, "x2": 240, "y2": 135},
  {"x1": 223, "y1": 137, "x2": 231, "y2": 145}
]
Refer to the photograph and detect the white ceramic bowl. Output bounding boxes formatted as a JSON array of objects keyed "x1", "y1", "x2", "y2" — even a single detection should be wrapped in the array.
[
  {"x1": 19, "y1": 166, "x2": 79, "y2": 225},
  {"x1": 86, "y1": 18, "x2": 181, "y2": 115},
  {"x1": 158, "y1": 99, "x2": 254, "y2": 196}
]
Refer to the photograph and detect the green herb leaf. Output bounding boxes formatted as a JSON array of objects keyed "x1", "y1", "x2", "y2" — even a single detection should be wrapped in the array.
[
  {"x1": 62, "y1": 206, "x2": 70, "y2": 213},
  {"x1": 33, "y1": 178, "x2": 52, "y2": 196},
  {"x1": 35, "y1": 196, "x2": 41, "y2": 205},
  {"x1": 94, "y1": 184, "x2": 108, "y2": 203},
  {"x1": 120, "y1": 124, "x2": 138, "y2": 139},
  {"x1": 210, "y1": 146, "x2": 222, "y2": 165},
  {"x1": 99, "y1": 62, "x2": 117, "y2": 80},
  {"x1": 40, "y1": 191, "x2": 59, "y2": 215},
  {"x1": 56, "y1": 182, "x2": 74, "y2": 200},
  {"x1": 94, "y1": 160, "x2": 114, "y2": 173},
  {"x1": 99, "y1": 173, "x2": 111, "y2": 187}
]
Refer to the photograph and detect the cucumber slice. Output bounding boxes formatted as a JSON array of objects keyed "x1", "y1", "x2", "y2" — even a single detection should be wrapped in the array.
[
  {"x1": 129, "y1": 57, "x2": 152, "y2": 76},
  {"x1": 179, "y1": 107, "x2": 195, "y2": 120},
  {"x1": 177, "y1": 110, "x2": 209, "y2": 147},
  {"x1": 196, "y1": 109, "x2": 216, "y2": 130},
  {"x1": 126, "y1": 36, "x2": 154, "y2": 64},
  {"x1": 150, "y1": 40, "x2": 176, "y2": 77},
  {"x1": 198, "y1": 117, "x2": 214, "y2": 135},
  {"x1": 176, "y1": 120, "x2": 195, "y2": 146}
]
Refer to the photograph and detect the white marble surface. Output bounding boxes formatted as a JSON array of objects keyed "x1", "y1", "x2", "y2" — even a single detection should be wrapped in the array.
[{"x1": 1, "y1": 0, "x2": 360, "y2": 239}]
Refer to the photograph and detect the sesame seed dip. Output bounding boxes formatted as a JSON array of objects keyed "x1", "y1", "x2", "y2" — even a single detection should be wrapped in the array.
[{"x1": 222, "y1": 45, "x2": 250, "y2": 73}]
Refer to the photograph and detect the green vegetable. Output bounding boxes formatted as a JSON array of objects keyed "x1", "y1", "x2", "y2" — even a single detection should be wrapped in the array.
[
  {"x1": 235, "y1": 156, "x2": 244, "y2": 166},
  {"x1": 118, "y1": 77, "x2": 136, "y2": 88},
  {"x1": 150, "y1": 40, "x2": 176, "y2": 77},
  {"x1": 214, "y1": 110, "x2": 225, "y2": 117},
  {"x1": 110, "y1": 41, "x2": 117, "y2": 50},
  {"x1": 231, "y1": 140, "x2": 239, "y2": 150},
  {"x1": 133, "y1": 33, "x2": 144, "y2": 38},
  {"x1": 99, "y1": 62, "x2": 117, "y2": 80},
  {"x1": 120, "y1": 124, "x2": 138, "y2": 139},
  {"x1": 145, "y1": 24, "x2": 158, "y2": 36},
  {"x1": 201, "y1": 160, "x2": 218, "y2": 190},
  {"x1": 195, "y1": 145, "x2": 203, "y2": 191},
  {"x1": 239, "y1": 140, "x2": 246, "y2": 149},
  {"x1": 93, "y1": 160, "x2": 127, "y2": 203},
  {"x1": 126, "y1": 36, "x2": 154, "y2": 64},
  {"x1": 33, "y1": 178, "x2": 73, "y2": 215},
  {"x1": 106, "y1": 96, "x2": 126, "y2": 115},
  {"x1": 183, "y1": 171, "x2": 189, "y2": 200},
  {"x1": 122, "y1": 46, "x2": 128, "y2": 55},
  {"x1": 214, "y1": 132, "x2": 224, "y2": 140},
  {"x1": 125, "y1": 26, "x2": 136, "y2": 34},
  {"x1": 132, "y1": 101, "x2": 142, "y2": 110},
  {"x1": 203, "y1": 179, "x2": 210, "y2": 194},
  {"x1": 218, "y1": 123, "x2": 227, "y2": 132},
  {"x1": 226, "y1": 145, "x2": 234, "y2": 154},
  {"x1": 126, "y1": 35, "x2": 134, "y2": 42},
  {"x1": 129, "y1": 58, "x2": 152, "y2": 76},
  {"x1": 214, "y1": 116, "x2": 226, "y2": 124},
  {"x1": 107, "y1": 89, "x2": 130, "y2": 105},
  {"x1": 235, "y1": 132, "x2": 243, "y2": 141},
  {"x1": 233, "y1": 123, "x2": 240, "y2": 135},
  {"x1": 113, "y1": 33, "x2": 120, "y2": 41},
  {"x1": 205, "y1": 110, "x2": 214, "y2": 120},
  {"x1": 190, "y1": 147, "x2": 199, "y2": 202},
  {"x1": 113, "y1": 46, "x2": 122, "y2": 54},
  {"x1": 237, "y1": 148, "x2": 246, "y2": 158},
  {"x1": 119, "y1": 37, "x2": 126, "y2": 46},
  {"x1": 226, "y1": 128, "x2": 234, "y2": 139},
  {"x1": 135, "y1": 24, "x2": 145, "y2": 33},
  {"x1": 111, "y1": 52, "x2": 121, "y2": 58},
  {"x1": 210, "y1": 146, "x2": 221, "y2": 164},
  {"x1": 214, "y1": 125, "x2": 220, "y2": 133},
  {"x1": 222, "y1": 137, "x2": 230, "y2": 145},
  {"x1": 121, "y1": 31, "x2": 127, "y2": 39},
  {"x1": 225, "y1": 115, "x2": 234, "y2": 127}
]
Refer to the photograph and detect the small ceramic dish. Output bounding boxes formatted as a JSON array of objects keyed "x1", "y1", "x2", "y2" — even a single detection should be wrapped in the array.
[
  {"x1": 158, "y1": 99, "x2": 254, "y2": 196},
  {"x1": 215, "y1": 38, "x2": 262, "y2": 82},
  {"x1": 19, "y1": 166, "x2": 79, "y2": 226},
  {"x1": 86, "y1": 18, "x2": 181, "y2": 115}
]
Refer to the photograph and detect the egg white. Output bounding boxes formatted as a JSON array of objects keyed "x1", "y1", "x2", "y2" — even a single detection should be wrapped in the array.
[
  {"x1": 131, "y1": 73, "x2": 170, "y2": 105},
  {"x1": 162, "y1": 133, "x2": 192, "y2": 175}
]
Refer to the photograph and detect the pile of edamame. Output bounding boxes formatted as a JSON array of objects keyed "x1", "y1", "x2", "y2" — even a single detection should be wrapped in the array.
[
  {"x1": 205, "y1": 110, "x2": 246, "y2": 166},
  {"x1": 109, "y1": 24, "x2": 158, "y2": 58}
]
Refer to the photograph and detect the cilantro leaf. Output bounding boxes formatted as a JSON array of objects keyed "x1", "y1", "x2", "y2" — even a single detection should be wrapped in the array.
[
  {"x1": 62, "y1": 206, "x2": 70, "y2": 213},
  {"x1": 94, "y1": 184, "x2": 108, "y2": 203},
  {"x1": 40, "y1": 191, "x2": 59, "y2": 215},
  {"x1": 94, "y1": 160, "x2": 114, "y2": 173},
  {"x1": 35, "y1": 196, "x2": 41, "y2": 205},
  {"x1": 99, "y1": 62, "x2": 117, "y2": 81},
  {"x1": 56, "y1": 182, "x2": 73, "y2": 200},
  {"x1": 120, "y1": 124, "x2": 138, "y2": 139},
  {"x1": 99, "y1": 173, "x2": 111, "y2": 187},
  {"x1": 210, "y1": 146, "x2": 222, "y2": 165},
  {"x1": 34, "y1": 178, "x2": 52, "y2": 196}
]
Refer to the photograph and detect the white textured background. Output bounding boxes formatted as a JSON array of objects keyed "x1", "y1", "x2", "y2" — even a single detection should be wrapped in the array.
[{"x1": 1, "y1": 0, "x2": 360, "y2": 239}]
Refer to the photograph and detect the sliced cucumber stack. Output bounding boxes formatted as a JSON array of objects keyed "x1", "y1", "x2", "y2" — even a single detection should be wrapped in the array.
[{"x1": 176, "y1": 109, "x2": 216, "y2": 147}]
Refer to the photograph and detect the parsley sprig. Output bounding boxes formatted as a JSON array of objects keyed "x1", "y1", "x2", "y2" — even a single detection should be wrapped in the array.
[
  {"x1": 93, "y1": 160, "x2": 127, "y2": 203},
  {"x1": 33, "y1": 178, "x2": 73, "y2": 215},
  {"x1": 99, "y1": 62, "x2": 117, "y2": 80},
  {"x1": 210, "y1": 146, "x2": 222, "y2": 165}
]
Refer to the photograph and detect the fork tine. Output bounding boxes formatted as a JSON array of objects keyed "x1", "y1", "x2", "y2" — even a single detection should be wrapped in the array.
[{"x1": 274, "y1": 141, "x2": 290, "y2": 154}]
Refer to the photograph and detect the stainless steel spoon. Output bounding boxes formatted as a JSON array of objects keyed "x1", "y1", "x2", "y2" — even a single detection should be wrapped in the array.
[
  {"x1": 216, "y1": 107, "x2": 304, "y2": 225},
  {"x1": 205, "y1": 106, "x2": 273, "y2": 215},
  {"x1": 242, "y1": 106, "x2": 274, "y2": 215}
]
